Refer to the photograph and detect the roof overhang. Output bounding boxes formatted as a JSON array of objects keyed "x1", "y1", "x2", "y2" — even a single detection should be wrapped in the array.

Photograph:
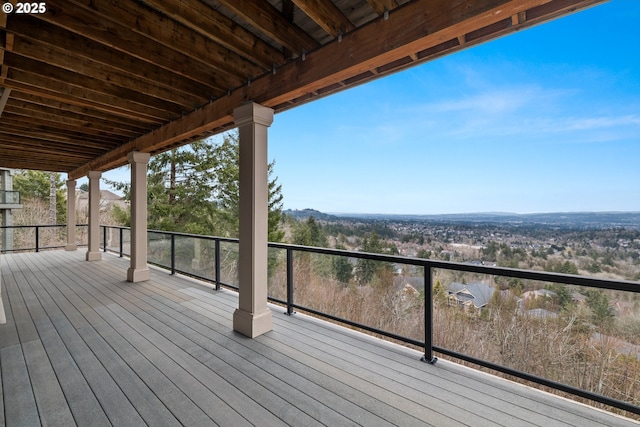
[{"x1": 0, "y1": 0, "x2": 606, "y2": 179}]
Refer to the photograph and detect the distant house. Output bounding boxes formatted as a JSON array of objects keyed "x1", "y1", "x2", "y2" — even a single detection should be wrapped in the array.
[
  {"x1": 77, "y1": 189, "x2": 126, "y2": 212},
  {"x1": 446, "y1": 282, "x2": 496, "y2": 310}
]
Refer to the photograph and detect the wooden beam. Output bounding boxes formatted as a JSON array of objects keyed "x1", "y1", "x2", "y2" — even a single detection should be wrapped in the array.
[
  {"x1": 65, "y1": 0, "x2": 266, "y2": 81},
  {"x1": 68, "y1": 0, "x2": 605, "y2": 179},
  {"x1": 0, "y1": 139, "x2": 104, "y2": 158},
  {"x1": 291, "y1": 0, "x2": 355, "y2": 38},
  {"x1": 33, "y1": 0, "x2": 236, "y2": 91},
  {"x1": 6, "y1": 35, "x2": 208, "y2": 110},
  {"x1": 9, "y1": 91, "x2": 150, "y2": 132},
  {"x1": 0, "y1": 115, "x2": 125, "y2": 145},
  {"x1": 4, "y1": 19, "x2": 217, "y2": 99},
  {"x1": 365, "y1": 0, "x2": 399, "y2": 16},
  {"x1": 5, "y1": 98, "x2": 145, "y2": 136},
  {"x1": 0, "y1": 87, "x2": 9, "y2": 117},
  {"x1": 0, "y1": 148, "x2": 84, "y2": 171},
  {"x1": 141, "y1": 0, "x2": 284, "y2": 69},
  {"x1": 4, "y1": 68, "x2": 172, "y2": 122},
  {"x1": 216, "y1": 0, "x2": 319, "y2": 55}
]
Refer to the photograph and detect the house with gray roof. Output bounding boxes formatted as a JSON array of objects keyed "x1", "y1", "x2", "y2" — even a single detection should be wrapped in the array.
[{"x1": 446, "y1": 282, "x2": 496, "y2": 310}]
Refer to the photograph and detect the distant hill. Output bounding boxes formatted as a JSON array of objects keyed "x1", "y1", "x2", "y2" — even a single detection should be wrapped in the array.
[
  {"x1": 283, "y1": 209, "x2": 340, "y2": 221},
  {"x1": 286, "y1": 210, "x2": 640, "y2": 229}
]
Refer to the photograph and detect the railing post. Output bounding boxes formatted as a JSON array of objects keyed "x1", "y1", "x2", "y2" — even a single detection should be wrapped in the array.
[
  {"x1": 286, "y1": 247, "x2": 295, "y2": 315},
  {"x1": 214, "y1": 239, "x2": 221, "y2": 291},
  {"x1": 170, "y1": 234, "x2": 176, "y2": 275},
  {"x1": 422, "y1": 264, "x2": 437, "y2": 364},
  {"x1": 35, "y1": 226, "x2": 39, "y2": 252},
  {"x1": 119, "y1": 228, "x2": 123, "y2": 257},
  {"x1": 103, "y1": 226, "x2": 107, "y2": 252}
]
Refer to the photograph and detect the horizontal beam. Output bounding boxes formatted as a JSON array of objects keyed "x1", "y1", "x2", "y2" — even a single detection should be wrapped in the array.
[{"x1": 0, "y1": 87, "x2": 9, "y2": 117}]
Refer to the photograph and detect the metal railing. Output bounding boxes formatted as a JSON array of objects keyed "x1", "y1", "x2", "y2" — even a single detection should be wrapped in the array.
[
  {"x1": 0, "y1": 224, "x2": 88, "y2": 252},
  {"x1": 2, "y1": 224, "x2": 637, "y2": 415},
  {"x1": 97, "y1": 225, "x2": 640, "y2": 416},
  {"x1": 0, "y1": 190, "x2": 21, "y2": 205}
]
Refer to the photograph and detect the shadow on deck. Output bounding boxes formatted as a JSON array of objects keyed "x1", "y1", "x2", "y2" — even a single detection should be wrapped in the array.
[{"x1": 0, "y1": 250, "x2": 637, "y2": 426}]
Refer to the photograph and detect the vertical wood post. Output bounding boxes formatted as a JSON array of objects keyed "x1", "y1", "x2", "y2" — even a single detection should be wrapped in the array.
[{"x1": 232, "y1": 102, "x2": 274, "y2": 338}]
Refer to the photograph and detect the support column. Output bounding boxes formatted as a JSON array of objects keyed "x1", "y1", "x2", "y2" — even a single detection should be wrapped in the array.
[
  {"x1": 127, "y1": 151, "x2": 150, "y2": 282},
  {"x1": 232, "y1": 102, "x2": 274, "y2": 338},
  {"x1": 0, "y1": 252, "x2": 4, "y2": 323},
  {"x1": 86, "y1": 171, "x2": 102, "y2": 261},
  {"x1": 65, "y1": 179, "x2": 77, "y2": 251}
]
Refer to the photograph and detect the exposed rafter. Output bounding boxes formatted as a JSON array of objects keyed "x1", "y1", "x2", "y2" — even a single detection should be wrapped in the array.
[
  {"x1": 292, "y1": 0, "x2": 355, "y2": 37},
  {"x1": 0, "y1": 0, "x2": 606, "y2": 176}
]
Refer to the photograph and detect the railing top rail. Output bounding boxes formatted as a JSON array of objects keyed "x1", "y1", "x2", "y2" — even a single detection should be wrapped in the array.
[
  {"x1": 101, "y1": 224, "x2": 640, "y2": 294},
  {"x1": 269, "y1": 241, "x2": 640, "y2": 294},
  {"x1": 1, "y1": 224, "x2": 88, "y2": 229}
]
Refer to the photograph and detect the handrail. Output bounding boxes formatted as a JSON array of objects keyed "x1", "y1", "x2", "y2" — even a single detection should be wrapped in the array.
[
  {"x1": 97, "y1": 225, "x2": 639, "y2": 415},
  {"x1": 1, "y1": 224, "x2": 88, "y2": 252},
  {"x1": 2, "y1": 224, "x2": 638, "y2": 415}
]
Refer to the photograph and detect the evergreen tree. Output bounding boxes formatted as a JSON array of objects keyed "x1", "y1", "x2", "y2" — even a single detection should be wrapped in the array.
[
  {"x1": 332, "y1": 244, "x2": 353, "y2": 285},
  {"x1": 106, "y1": 130, "x2": 284, "y2": 240}
]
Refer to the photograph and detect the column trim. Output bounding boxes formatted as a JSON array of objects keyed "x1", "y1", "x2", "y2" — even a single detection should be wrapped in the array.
[
  {"x1": 232, "y1": 102, "x2": 274, "y2": 338},
  {"x1": 86, "y1": 171, "x2": 102, "y2": 261},
  {"x1": 127, "y1": 151, "x2": 151, "y2": 282},
  {"x1": 65, "y1": 179, "x2": 77, "y2": 251}
]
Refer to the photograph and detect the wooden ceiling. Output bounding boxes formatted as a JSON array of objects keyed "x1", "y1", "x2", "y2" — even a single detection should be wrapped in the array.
[{"x1": 0, "y1": 0, "x2": 605, "y2": 179}]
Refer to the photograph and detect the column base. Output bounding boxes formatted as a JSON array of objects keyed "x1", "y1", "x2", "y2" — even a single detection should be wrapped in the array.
[
  {"x1": 127, "y1": 267, "x2": 150, "y2": 283},
  {"x1": 65, "y1": 244, "x2": 78, "y2": 251},
  {"x1": 233, "y1": 308, "x2": 273, "y2": 338},
  {"x1": 86, "y1": 251, "x2": 102, "y2": 261}
]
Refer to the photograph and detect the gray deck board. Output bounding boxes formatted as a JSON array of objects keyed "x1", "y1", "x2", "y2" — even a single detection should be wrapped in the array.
[{"x1": 0, "y1": 250, "x2": 638, "y2": 427}]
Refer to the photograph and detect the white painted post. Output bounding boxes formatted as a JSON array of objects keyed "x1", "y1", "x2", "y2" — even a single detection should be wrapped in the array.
[
  {"x1": 66, "y1": 179, "x2": 77, "y2": 251},
  {"x1": 127, "y1": 151, "x2": 151, "y2": 282},
  {"x1": 86, "y1": 171, "x2": 102, "y2": 261},
  {"x1": 232, "y1": 102, "x2": 274, "y2": 338}
]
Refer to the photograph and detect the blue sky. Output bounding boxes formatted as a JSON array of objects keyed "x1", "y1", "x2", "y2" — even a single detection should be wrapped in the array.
[{"x1": 104, "y1": 1, "x2": 640, "y2": 215}]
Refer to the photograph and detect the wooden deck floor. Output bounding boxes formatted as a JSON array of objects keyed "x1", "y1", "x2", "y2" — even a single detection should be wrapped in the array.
[{"x1": 0, "y1": 250, "x2": 637, "y2": 427}]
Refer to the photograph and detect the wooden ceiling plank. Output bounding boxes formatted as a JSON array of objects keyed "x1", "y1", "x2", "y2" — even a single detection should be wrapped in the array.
[
  {"x1": 0, "y1": 131, "x2": 112, "y2": 152},
  {"x1": 141, "y1": 0, "x2": 283, "y2": 69},
  {"x1": 291, "y1": 0, "x2": 355, "y2": 37},
  {"x1": 0, "y1": 128, "x2": 117, "y2": 152},
  {"x1": 0, "y1": 141, "x2": 100, "y2": 159},
  {"x1": 5, "y1": 102, "x2": 141, "y2": 137},
  {"x1": 0, "y1": 116, "x2": 126, "y2": 146},
  {"x1": 5, "y1": 98, "x2": 146, "y2": 135},
  {"x1": 5, "y1": 69, "x2": 172, "y2": 122},
  {"x1": 31, "y1": 0, "x2": 235, "y2": 91},
  {"x1": 7, "y1": 35, "x2": 209, "y2": 110},
  {"x1": 0, "y1": 150, "x2": 83, "y2": 171},
  {"x1": 68, "y1": 0, "x2": 603, "y2": 180},
  {"x1": 0, "y1": 87, "x2": 10, "y2": 117},
  {"x1": 48, "y1": 0, "x2": 261, "y2": 86},
  {"x1": 4, "y1": 19, "x2": 217, "y2": 99},
  {"x1": 365, "y1": 0, "x2": 399, "y2": 16},
  {"x1": 9, "y1": 91, "x2": 155, "y2": 131},
  {"x1": 5, "y1": 53, "x2": 186, "y2": 116},
  {"x1": 216, "y1": 0, "x2": 319, "y2": 55},
  {"x1": 4, "y1": 106, "x2": 139, "y2": 139}
]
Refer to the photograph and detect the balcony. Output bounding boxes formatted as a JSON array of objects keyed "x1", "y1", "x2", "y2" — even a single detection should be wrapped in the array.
[
  {"x1": 1, "y1": 224, "x2": 639, "y2": 425},
  {"x1": 0, "y1": 191, "x2": 22, "y2": 210},
  {"x1": 2, "y1": 249, "x2": 638, "y2": 426}
]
